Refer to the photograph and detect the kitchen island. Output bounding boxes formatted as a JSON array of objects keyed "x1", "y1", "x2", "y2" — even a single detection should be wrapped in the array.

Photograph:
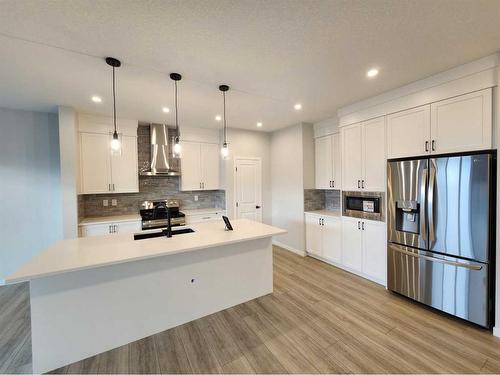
[{"x1": 6, "y1": 219, "x2": 286, "y2": 373}]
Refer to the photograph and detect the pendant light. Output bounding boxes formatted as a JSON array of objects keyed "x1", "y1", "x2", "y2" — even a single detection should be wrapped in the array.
[
  {"x1": 170, "y1": 73, "x2": 182, "y2": 156},
  {"x1": 219, "y1": 84, "x2": 229, "y2": 159},
  {"x1": 106, "y1": 57, "x2": 122, "y2": 151}
]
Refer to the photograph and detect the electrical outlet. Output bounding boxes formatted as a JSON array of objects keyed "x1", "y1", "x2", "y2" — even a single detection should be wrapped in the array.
[
  {"x1": 103, "y1": 200, "x2": 108, "y2": 207},
  {"x1": 111, "y1": 199, "x2": 117, "y2": 206},
  {"x1": 194, "y1": 195, "x2": 198, "y2": 202}
]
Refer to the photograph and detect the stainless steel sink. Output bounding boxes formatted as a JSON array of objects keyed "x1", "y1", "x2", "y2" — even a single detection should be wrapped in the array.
[{"x1": 134, "y1": 228, "x2": 195, "y2": 240}]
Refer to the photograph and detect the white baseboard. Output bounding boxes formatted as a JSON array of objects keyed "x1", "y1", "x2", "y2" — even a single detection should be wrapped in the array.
[
  {"x1": 494, "y1": 326, "x2": 500, "y2": 338},
  {"x1": 272, "y1": 240, "x2": 306, "y2": 257}
]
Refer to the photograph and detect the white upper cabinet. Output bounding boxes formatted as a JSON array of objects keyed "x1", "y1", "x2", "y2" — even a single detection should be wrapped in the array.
[
  {"x1": 111, "y1": 135, "x2": 139, "y2": 193},
  {"x1": 315, "y1": 133, "x2": 341, "y2": 190},
  {"x1": 362, "y1": 117, "x2": 386, "y2": 191},
  {"x1": 386, "y1": 89, "x2": 492, "y2": 159},
  {"x1": 342, "y1": 124, "x2": 363, "y2": 191},
  {"x1": 430, "y1": 89, "x2": 492, "y2": 154},
  {"x1": 200, "y1": 143, "x2": 220, "y2": 190},
  {"x1": 180, "y1": 141, "x2": 220, "y2": 191},
  {"x1": 341, "y1": 117, "x2": 386, "y2": 192},
  {"x1": 387, "y1": 105, "x2": 431, "y2": 159},
  {"x1": 80, "y1": 133, "x2": 112, "y2": 194},
  {"x1": 315, "y1": 135, "x2": 333, "y2": 189},
  {"x1": 79, "y1": 132, "x2": 139, "y2": 194}
]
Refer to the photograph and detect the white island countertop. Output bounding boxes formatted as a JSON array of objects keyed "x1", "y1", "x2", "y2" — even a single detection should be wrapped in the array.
[{"x1": 6, "y1": 219, "x2": 286, "y2": 283}]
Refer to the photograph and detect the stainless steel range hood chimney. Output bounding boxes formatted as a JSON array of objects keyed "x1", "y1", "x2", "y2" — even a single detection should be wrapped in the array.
[{"x1": 140, "y1": 123, "x2": 181, "y2": 176}]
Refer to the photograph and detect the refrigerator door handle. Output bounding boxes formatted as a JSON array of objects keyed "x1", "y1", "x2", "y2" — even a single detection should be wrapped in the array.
[
  {"x1": 391, "y1": 246, "x2": 483, "y2": 270},
  {"x1": 420, "y1": 168, "x2": 428, "y2": 242},
  {"x1": 428, "y1": 163, "x2": 436, "y2": 242}
]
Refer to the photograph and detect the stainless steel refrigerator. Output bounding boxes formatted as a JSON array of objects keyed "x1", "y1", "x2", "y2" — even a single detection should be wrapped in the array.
[{"x1": 387, "y1": 151, "x2": 495, "y2": 328}]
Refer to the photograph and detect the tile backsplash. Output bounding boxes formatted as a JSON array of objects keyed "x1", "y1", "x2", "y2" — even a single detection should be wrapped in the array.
[
  {"x1": 79, "y1": 124, "x2": 225, "y2": 218},
  {"x1": 304, "y1": 189, "x2": 341, "y2": 212}
]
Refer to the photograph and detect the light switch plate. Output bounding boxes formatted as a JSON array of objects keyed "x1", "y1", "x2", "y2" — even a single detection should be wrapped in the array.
[
  {"x1": 111, "y1": 199, "x2": 117, "y2": 206},
  {"x1": 103, "y1": 200, "x2": 108, "y2": 207},
  {"x1": 194, "y1": 195, "x2": 198, "y2": 202}
]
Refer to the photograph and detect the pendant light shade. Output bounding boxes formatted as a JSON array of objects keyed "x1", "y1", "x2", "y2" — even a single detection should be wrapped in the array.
[
  {"x1": 106, "y1": 57, "x2": 122, "y2": 151},
  {"x1": 170, "y1": 73, "x2": 182, "y2": 157},
  {"x1": 219, "y1": 84, "x2": 230, "y2": 159}
]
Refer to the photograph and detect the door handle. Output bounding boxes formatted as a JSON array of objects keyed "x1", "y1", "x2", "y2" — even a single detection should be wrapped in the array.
[
  {"x1": 425, "y1": 141, "x2": 429, "y2": 152},
  {"x1": 420, "y1": 168, "x2": 428, "y2": 242},
  {"x1": 391, "y1": 246, "x2": 482, "y2": 270},
  {"x1": 332, "y1": 181, "x2": 335, "y2": 188},
  {"x1": 358, "y1": 221, "x2": 360, "y2": 230},
  {"x1": 114, "y1": 225, "x2": 117, "y2": 233},
  {"x1": 108, "y1": 184, "x2": 111, "y2": 191},
  {"x1": 321, "y1": 218, "x2": 324, "y2": 226},
  {"x1": 431, "y1": 140, "x2": 436, "y2": 151},
  {"x1": 329, "y1": 181, "x2": 332, "y2": 188},
  {"x1": 357, "y1": 180, "x2": 360, "y2": 189},
  {"x1": 319, "y1": 218, "x2": 321, "y2": 225},
  {"x1": 109, "y1": 225, "x2": 112, "y2": 234},
  {"x1": 361, "y1": 180, "x2": 365, "y2": 189},
  {"x1": 428, "y1": 161, "x2": 436, "y2": 242},
  {"x1": 256, "y1": 205, "x2": 261, "y2": 209},
  {"x1": 361, "y1": 222, "x2": 364, "y2": 230},
  {"x1": 112, "y1": 183, "x2": 115, "y2": 191}
]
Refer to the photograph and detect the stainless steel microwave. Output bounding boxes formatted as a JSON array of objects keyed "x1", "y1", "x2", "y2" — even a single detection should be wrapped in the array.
[{"x1": 342, "y1": 191, "x2": 385, "y2": 221}]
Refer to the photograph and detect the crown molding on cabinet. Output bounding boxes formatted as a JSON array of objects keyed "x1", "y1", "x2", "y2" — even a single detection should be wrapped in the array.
[{"x1": 337, "y1": 53, "x2": 499, "y2": 127}]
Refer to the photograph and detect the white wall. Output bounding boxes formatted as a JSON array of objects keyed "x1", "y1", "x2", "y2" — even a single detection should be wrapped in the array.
[
  {"x1": 58, "y1": 107, "x2": 78, "y2": 239},
  {"x1": 271, "y1": 123, "x2": 310, "y2": 253},
  {"x1": 0, "y1": 108, "x2": 62, "y2": 283},
  {"x1": 222, "y1": 128, "x2": 272, "y2": 224}
]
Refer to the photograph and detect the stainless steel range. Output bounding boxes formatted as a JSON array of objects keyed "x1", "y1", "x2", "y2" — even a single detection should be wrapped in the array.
[
  {"x1": 139, "y1": 199, "x2": 185, "y2": 230},
  {"x1": 387, "y1": 151, "x2": 496, "y2": 328}
]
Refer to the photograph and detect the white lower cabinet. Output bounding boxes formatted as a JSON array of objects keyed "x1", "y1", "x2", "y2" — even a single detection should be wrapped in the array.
[
  {"x1": 305, "y1": 213, "x2": 341, "y2": 263},
  {"x1": 341, "y1": 216, "x2": 386, "y2": 285},
  {"x1": 80, "y1": 220, "x2": 141, "y2": 237}
]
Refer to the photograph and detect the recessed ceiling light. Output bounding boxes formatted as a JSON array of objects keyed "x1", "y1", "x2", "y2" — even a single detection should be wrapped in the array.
[
  {"x1": 294, "y1": 103, "x2": 302, "y2": 110},
  {"x1": 256, "y1": 122, "x2": 263, "y2": 127},
  {"x1": 366, "y1": 68, "x2": 379, "y2": 78},
  {"x1": 91, "y1": 96, "x2": 102, "y2": 103},
  {"x1": 215, "y1": 115, "x2": 222, "y2": 121},
  {"x1": 162, "y1": 107, "x2": 170, "y2": 113}
]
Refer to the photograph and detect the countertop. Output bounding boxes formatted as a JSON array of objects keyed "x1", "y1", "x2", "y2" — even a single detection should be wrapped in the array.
[
  {"x1": 6, "y1": 219, "x2": 286, "y2": 283},
  {"x1": 304, "y1": 209, "x2": 341, "y2": 218},
  {"x1": 79, "y1": 214, "x2": 141, "y2": 225},
  {"x1": 181, "y1": 208, "x2": 226, "y2": 215}
]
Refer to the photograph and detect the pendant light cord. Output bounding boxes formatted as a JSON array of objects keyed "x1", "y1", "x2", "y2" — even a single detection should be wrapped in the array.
[
  {"x1": 175, "y1": 80, "x2": 179, "y2": 137},
  {"x1": 112, "y1": 66, "x2": 117, "y2": 133},
  {"x1": 223, "y1": 91, "x2": 226, "y2": 143}
]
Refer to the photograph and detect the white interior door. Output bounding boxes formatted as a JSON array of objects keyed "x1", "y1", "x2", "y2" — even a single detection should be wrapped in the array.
[
  {"x1": 111, "y1": 135, "x2": 139, "y2": 193},
  {"x1": 314, "y1": 136, "x2": 333, "y2": 189},
  {"x1": 235, "y1": 158, "x2": 262, "y2": 222},
  {"x1": 80, "y1": 132, "x2": 111, "y2": 194},
  {"x1": 200, "y1": 143, "x2": 220, "y2": 190}
]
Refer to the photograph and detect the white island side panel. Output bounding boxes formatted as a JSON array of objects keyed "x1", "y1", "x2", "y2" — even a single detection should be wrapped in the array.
[{"x1": 30, "y1": 237, "x2": 273, "y2": 373}]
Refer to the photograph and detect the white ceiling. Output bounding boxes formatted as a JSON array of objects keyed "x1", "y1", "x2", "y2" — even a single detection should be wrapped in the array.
[{"x1": 0, "y1": 0, "x2": 499, "y2": 131}]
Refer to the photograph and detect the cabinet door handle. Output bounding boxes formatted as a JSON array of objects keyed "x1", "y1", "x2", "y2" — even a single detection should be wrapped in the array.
[
  {"x1": 357, "y1": 180, "x2": 360, "y2": 189},
  {"x1": 431, "y1": 140, "x2": 436, "y2": 151},
  {"x1": 362, "y1": 222, "x2": 365, "y2": 230},
  {"x1": 199, "y1": 182, "x2": 202, "y2": 189},
  {"x1": 108, "y1": 184, "x2": 111, "y2": 191},
  {"x1": 112, "y1": 183, "x2": 115, "y2": 191},
  {"x1": 358, "y1": 221, "x2": 360, "y2": 230},
  {"x1": 114, "y1": 225, "x2": 117, "y2": 233},
  {"x1": 361, "y1": 180, "x2": 365, "y2": 189},
  {"x1": 202, "y1": 182, "x2": 205, "y2": 189},
  {"x1": 109, "y1": 225, "x2": 112, "y2": 234},
  {"x1": 425, "y1": 141, "x2": 429, "y2": 152},
  {"x1": 322, "y1": 218, "x2": 325, "y2": 226},
  {"x1": 332, "y1": 181, "x2": 335, "y2": 188}
]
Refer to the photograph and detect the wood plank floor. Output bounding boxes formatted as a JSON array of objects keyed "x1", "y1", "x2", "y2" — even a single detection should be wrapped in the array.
[{"x1": 1, "y1": 246, "x2": 500, "y2": 374}]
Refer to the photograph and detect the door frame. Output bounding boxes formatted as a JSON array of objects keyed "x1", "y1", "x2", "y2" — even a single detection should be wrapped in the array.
[{"x1": 233, "y1": 157, "x2": 262, "y2": 221}]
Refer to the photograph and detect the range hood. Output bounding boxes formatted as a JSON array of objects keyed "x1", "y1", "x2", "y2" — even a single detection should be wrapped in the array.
[{"x1": 140, "y1": 123, "x2": 181, "y2": 176}]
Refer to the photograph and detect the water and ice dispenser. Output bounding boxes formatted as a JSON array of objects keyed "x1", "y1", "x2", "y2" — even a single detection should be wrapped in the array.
[{"x1": 395, "y1": 200, "x2": 420, "y2": 234}]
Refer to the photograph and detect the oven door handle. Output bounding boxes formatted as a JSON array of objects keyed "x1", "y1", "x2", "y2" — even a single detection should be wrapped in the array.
[{"x1": 391, "y1": 246, "x2": 483, "y2": 270}]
